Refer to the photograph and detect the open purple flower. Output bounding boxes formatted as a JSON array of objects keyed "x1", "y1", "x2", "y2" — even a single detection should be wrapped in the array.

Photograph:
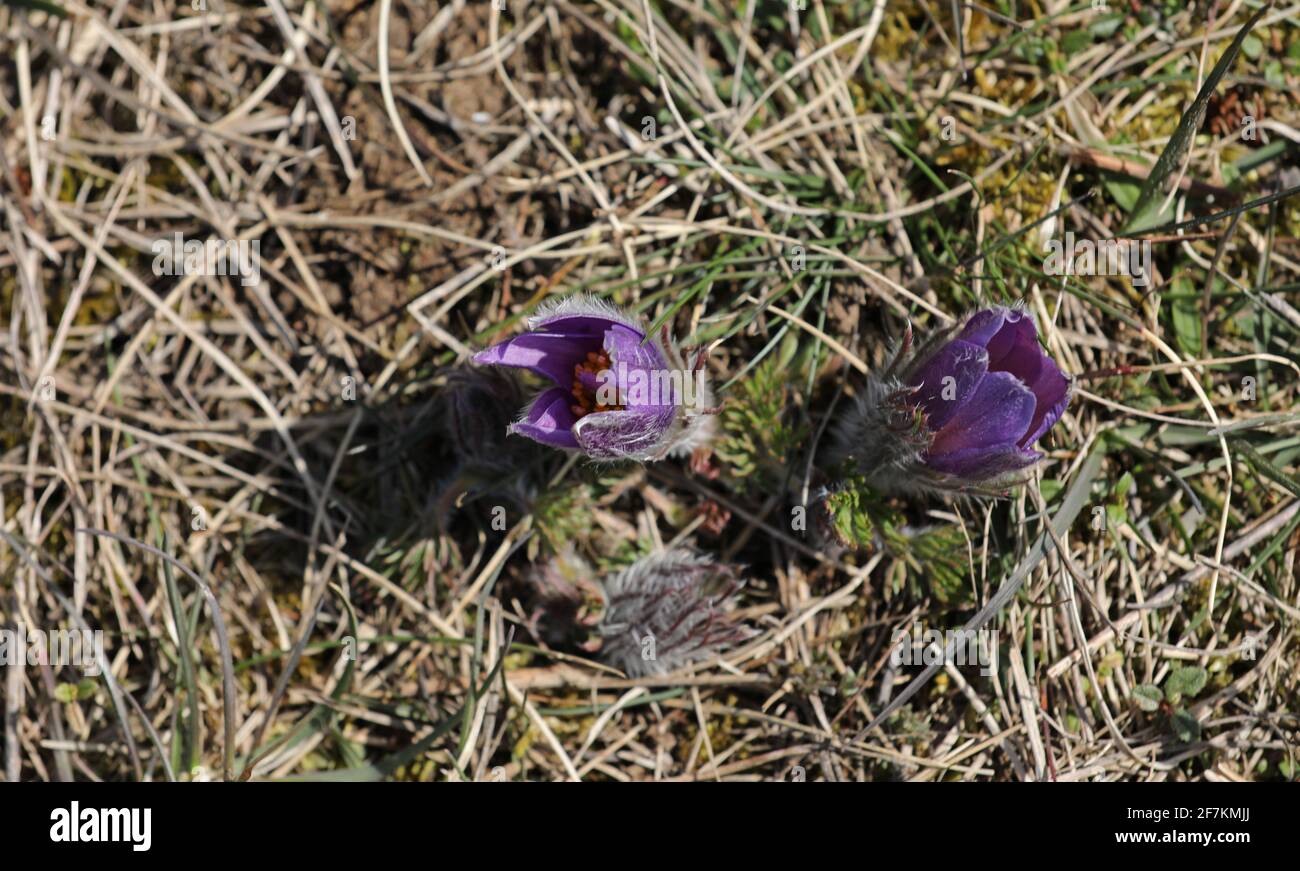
[
  {"x1": 829, "y1": 306, "x2": 1070, "y2": 492},
  {"x1": 473, "y1": 296, "x2": 716, "y2": 462}
]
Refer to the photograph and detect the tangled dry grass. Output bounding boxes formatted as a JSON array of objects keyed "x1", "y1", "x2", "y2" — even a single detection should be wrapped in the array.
[{"x1": 2, "y1": 0, "x2": 1298, "y2": 782}]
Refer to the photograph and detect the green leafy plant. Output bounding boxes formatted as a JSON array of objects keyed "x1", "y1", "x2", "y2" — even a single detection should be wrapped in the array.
[
  {"x1": 714, "y1": 335, "x2": 805, "y2": 494},
  {"x1": 1133, "y1": 664, "x2": 1209, "y2": 742},
  {"x1": 532, "y1": 482, "x2": 597, "y2": 559},
  {"x1": 823, "y1": 477, "x2": 969, "y2": 604}
]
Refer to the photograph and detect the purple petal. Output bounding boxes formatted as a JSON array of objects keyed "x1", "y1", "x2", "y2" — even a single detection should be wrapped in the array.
[
  {"x1": 528, "y1": 296, "x2": 644, "y2": 339},
  {"x1": 534, "y1": 314, "x2": 632, "y2": 338},
  {"x1": 924, "y1": 444, "x2": 1042, "y2": 479},
  {"x1": 987, "y1": 325, "x2": 1042, "y2": 384},
  {"x1": 928, "y1": 371, "x2": 1036, "y2": 457},
  {"x1": 985, "y1": 319, "x2": 1042, "y2": 380},
  {"x1": 573, "y1": 408, "x2": 674, "y2": 459},
  {"x1": 509, "y1": 387, "x2": 579, "y2": 449},
  {"x1": 603, "y1": 325, "x2": 676, "y2": 411},
  {"x1": 956, "y1": 307, "x2": 1014, "y2": 348},
  {"x1": 1019, "y1": 364, "x2": 1071, "y2": 448},
  {"x1": 473, "y1": 331, "x2": 599, "y2": 386},
  {"x1": 908, "y1": 339, "x2": 990, "y2": 431},
  {"x1": 958, "y1": 305, "x2": 1069, "y2": 448}
]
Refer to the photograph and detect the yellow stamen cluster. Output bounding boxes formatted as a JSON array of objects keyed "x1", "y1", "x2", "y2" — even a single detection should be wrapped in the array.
[{"x1": 570, "y1": 350, "x2": 622, "y2": 418}]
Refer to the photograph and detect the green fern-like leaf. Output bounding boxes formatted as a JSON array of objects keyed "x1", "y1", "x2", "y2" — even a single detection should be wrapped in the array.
[
  {"x1": 902, "y1": 525, "x2": 971, "y2": 604},
  {"x1": 823, "y1": 481, "x2": 879, "y2": 549},
  {"x1": 715, "y1": 336, "x2": 805, "y2": 493},
  {"x1": 822, "y1": 477, "x2": 971, "y2": 603},
  {"x1": 533, "y1": 483, "x2": 595, "y2": 556},
  {"x1": 821, "y1": 476, "x2": 905, "y2": 550}
]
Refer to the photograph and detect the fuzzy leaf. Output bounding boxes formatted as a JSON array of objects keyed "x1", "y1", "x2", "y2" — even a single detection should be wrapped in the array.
[
  {"x1": 1133, "y1": 684, "x2": 1163, "y2": 712},
  {"x1": 1170, "y1": 708, "x2": 1201, "y2": 743},
  {"x1": 1164, "y1": 665, "x2": 1208, "y2": 703}
]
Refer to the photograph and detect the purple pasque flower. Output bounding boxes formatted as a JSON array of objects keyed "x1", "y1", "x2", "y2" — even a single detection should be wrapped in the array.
[
  {"x1": 472, "y1": 296, "x2": 716, "y2": 462},
  {"x1": 829, "y1": 305, "x2": 1070, "y2": 492},
  {"x1": 906, "y1": 306, "x2": 1071, "y2": 479}
]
